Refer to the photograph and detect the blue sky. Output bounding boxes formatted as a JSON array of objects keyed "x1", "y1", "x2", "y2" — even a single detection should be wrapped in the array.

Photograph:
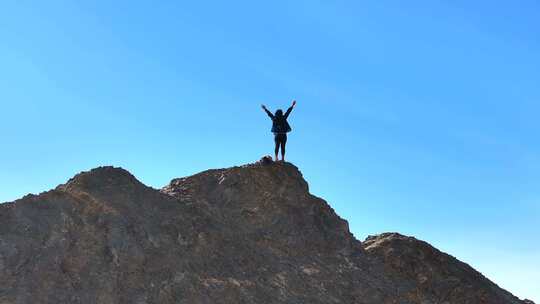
[{"x1": 1, "y1": 0, "x2": 539, "y2": 300}]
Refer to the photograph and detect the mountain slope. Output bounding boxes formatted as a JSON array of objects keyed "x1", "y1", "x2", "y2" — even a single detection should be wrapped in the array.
[{"x1": 0, "y1": 160, "x2": 532, "y2": 304}]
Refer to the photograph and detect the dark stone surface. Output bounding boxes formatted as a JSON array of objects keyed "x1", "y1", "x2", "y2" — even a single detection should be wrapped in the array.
[{"x1": 0, "y1": 161, "x2": 531, "y2": 303}]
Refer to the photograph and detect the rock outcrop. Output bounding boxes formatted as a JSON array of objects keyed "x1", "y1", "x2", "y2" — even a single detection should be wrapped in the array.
[{"x1": 0, "y1": 160, "x2": 533, "y2": 304}]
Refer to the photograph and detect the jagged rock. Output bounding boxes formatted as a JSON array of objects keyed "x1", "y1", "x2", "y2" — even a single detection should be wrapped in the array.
[
  {"x1": 257, "y1": 155, "x2": 274, "y2": 165},
  {"x1": 363, "y1": 233, "x2": 526, "y2": 304},
  {"x1": 0, "y1": 162, "x2": 532, "y2": 303}
]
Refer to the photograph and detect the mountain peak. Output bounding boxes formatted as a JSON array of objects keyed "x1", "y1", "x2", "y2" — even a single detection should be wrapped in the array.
[
  {"x1": 162, "y1": 160, "x2": 309, "y2": 198},
  {"x1": 57, "y1": 166, "x2": 141, "y2": 192},
  {"x1": 362, "y1": 232, "x2": 528, "y2": 304},
  {"x1": 0, "y1": 161, "x2": 533, "y2": 304}
]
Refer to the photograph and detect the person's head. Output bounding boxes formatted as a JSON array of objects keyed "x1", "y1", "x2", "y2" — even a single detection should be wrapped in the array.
[{"x1": 275, "y1": 109, "x2": 283, "y2": 117}]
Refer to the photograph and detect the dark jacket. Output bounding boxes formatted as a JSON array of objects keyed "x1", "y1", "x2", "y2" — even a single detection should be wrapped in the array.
[{"x1": 264, "y1": 106, "x2": 293, "y2": 133}]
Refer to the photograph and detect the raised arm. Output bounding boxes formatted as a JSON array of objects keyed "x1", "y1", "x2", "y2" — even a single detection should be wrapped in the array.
[
  {"x1": 284, "y1": 100, "x2": 296, "y2": 119},
  {"x1": 261, "y1": 105, "x2": 274, "y2": 119}
]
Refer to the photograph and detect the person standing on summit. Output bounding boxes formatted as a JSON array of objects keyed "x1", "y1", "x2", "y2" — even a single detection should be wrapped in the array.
[{"x1": 261, "y1": 100, "x2": 297, "y2": 162}]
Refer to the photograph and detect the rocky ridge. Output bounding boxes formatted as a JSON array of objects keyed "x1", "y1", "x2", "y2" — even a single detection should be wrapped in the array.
[{"x1": 0, "y1": 160, "x2": 534, "y2": 304}]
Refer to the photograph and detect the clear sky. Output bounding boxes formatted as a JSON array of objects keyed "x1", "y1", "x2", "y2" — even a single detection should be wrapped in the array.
[{"x1": 1, "y1": 0, "x2": 539, "y2": 301}]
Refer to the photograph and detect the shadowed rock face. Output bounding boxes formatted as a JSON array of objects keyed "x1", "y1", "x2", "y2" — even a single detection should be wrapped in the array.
[{"x1": 0, "y1": 161, "x2": 533, "y2": 304}]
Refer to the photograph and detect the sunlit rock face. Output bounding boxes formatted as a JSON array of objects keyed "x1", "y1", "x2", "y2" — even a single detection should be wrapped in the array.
[{"x1": 0, "y1": 160, "x2": 531, "y2": 304}]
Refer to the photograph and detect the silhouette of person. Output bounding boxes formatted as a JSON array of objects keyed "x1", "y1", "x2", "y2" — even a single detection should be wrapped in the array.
[{"x1": 261, "y1": 100, "x2": 297, "y2": 162}]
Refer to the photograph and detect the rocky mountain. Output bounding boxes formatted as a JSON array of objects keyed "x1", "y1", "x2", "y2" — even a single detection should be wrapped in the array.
[{"x1": 0, "y1": 160, "x2": 534, "y2": 304}]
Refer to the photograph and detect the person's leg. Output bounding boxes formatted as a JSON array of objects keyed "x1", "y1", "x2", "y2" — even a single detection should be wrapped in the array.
[
  {"x1": 281, "y1": 134, "x2": 287, "y2": 161},
  {"x1": 274, "y1": 134, "x2": 280, "y2": 161}
]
